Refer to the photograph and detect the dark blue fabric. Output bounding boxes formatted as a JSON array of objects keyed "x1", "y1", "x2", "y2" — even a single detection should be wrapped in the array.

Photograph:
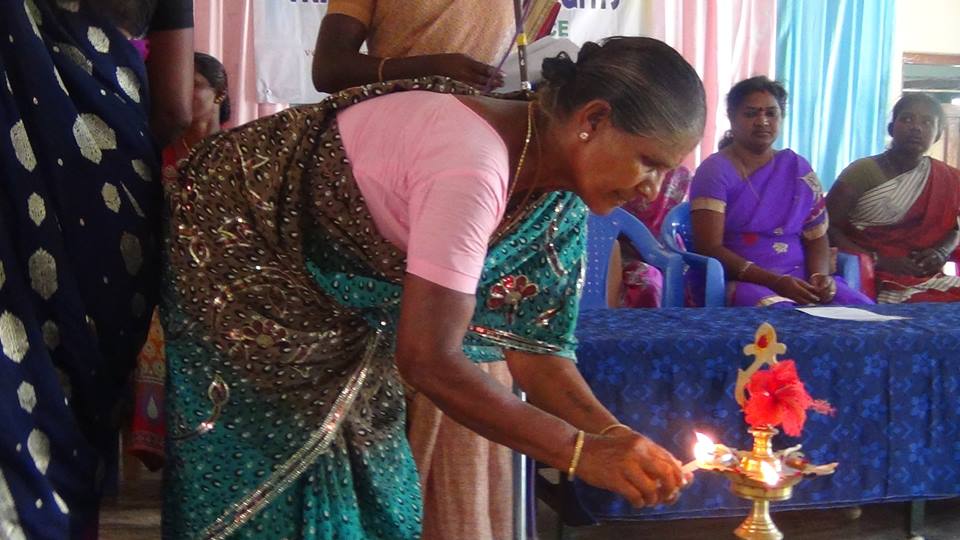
[
  {"x1": 573, "y1": 304, "x2": 960, "y2": 520},
  {"x1": 0, "y1": 1, "x2": 159, "y2": 537}
]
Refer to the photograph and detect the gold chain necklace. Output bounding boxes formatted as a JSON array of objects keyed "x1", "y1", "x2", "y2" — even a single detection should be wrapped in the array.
[
  {"x1": 729, "y1": 146, "x2": 771, "y2": 201},
  {"x1": 490, "y1": 101, "x2": 536, "y2": 245},
  {"x1": 506, "y1": 100, "x2": 535, "y2": 203}
]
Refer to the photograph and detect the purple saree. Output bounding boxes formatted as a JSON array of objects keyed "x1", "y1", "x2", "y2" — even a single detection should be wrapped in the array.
[{"x1": 690, "y1": 150, "x2": 873, "y2": 307}]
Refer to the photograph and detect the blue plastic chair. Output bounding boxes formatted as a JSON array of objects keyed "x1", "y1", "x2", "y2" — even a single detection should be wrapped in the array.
[
  {"x1": 662, "y1": 202, "x2": 864, "y2": 304},
  {"x1": 582, "y1": 208, "x2": 685, "y2": 309},
  {"x1": 836, "y1": 252, "x2": 861, "y2": 292},
  {"x1": 660, "y1": 202, "x2": 726, "y2": 307}
]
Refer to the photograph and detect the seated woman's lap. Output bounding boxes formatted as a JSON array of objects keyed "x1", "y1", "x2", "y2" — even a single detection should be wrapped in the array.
[{"x1": 729, "y1": 268, "x2": 874, "y2": 307}]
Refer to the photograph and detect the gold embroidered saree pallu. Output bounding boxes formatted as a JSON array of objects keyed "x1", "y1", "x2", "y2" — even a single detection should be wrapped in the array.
[{"x1": 161, "y1": 78, "x2": 586, "y2": 539}]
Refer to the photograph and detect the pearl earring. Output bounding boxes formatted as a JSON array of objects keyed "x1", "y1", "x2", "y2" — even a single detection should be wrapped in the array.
[{"x1": 578, "y1": 132, "x2": 589, "y2": 141}]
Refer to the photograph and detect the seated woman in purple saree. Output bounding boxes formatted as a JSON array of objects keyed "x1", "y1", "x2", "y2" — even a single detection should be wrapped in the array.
[{"x1": 690, "y1": 76, "x2": 873, "y2": 307}]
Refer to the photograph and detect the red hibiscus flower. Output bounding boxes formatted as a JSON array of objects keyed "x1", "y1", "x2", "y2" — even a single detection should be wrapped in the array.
[{"x1": 743, "y1": 360, "x2": 834, "y2": 437}]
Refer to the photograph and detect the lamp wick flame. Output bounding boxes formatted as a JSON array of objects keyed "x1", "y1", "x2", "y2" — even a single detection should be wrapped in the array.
[
  {"x1": 693, "y1": 432, "x2": 715, "y2": 463},
  {"x1": 760, "y1": 461, "x2": 780, "y2": 486}
]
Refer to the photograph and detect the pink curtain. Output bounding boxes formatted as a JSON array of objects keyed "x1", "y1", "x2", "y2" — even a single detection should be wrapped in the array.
[
  {"x1": 641, "y1": 0, "x2": 777, "y2": 169},
  {"x1": 194, "y1": 0, "x2": 287, "y2": 128}
]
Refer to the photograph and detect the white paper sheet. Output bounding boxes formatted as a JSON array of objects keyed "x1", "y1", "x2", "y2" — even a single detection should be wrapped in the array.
[{"x1": 795, "y1": 307, "x2": 909, "y2": 321}]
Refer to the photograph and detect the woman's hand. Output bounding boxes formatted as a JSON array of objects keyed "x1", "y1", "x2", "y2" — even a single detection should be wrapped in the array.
[
  {"x1": 876, "y1": 255, "x2": 927, "y2": 277},
  {"x1": 575, "y1": 432, "x2": 690, "y2": 508},
  {"x1": 418, "y1": 53, "x2": 504, "y2": 88},
  {"x1": 808, "y1": 273, "x2": 837, "y2": 304},
  {"x1": 910, "y1": 248, "x2": 948, "y2": 275},
  {"x1": 771, "y1": 276, "x2": 820, "y2": 304}
]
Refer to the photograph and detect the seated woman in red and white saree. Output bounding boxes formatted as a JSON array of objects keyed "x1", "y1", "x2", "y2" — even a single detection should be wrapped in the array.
[{"x1": 827, "y1": 93, "x2": 960, "y2": 303}]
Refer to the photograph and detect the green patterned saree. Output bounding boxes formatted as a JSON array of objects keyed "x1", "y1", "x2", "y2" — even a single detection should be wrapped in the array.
[{"x1": 161, "y1": 79, "x2": 587, "y2": 539}]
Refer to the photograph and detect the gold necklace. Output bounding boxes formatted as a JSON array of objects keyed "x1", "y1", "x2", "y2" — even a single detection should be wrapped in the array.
[
  {"x1": 506, "y1": 100, "x2": 535, "y2": 204},
  {"x1": 490, "y1": 101, "x2": 536, "y2": 245},
  {"x1": 729, "y1": 146, "x2": 770, "y2": 201}
]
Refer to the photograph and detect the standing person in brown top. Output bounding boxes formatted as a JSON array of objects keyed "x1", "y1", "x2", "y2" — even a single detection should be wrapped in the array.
[
  {"x1": 312, "y1": 0, "x2": 512, "y2": 92},
  {"x1": 312, "y1": 2, "x2": 526, "y2": 538}
]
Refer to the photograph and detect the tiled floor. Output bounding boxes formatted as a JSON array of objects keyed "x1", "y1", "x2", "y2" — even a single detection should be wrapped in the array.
[{"x1": 101, "y1": 475, "x2": 960, "y2": 539}]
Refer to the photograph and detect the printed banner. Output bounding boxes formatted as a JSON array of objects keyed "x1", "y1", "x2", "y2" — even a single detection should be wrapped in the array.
[
  {"x1": 253, "y1": 0, "x2": 644, "y2": 104},
  {"x1": 252, "y1": 0, "x2": 329, "y2": 103},
  {"x1": 552, "y1": 0, "x2": 643, "y2": 45}
]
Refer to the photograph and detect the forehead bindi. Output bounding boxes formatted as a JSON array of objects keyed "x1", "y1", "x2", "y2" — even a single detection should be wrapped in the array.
[{"x1": 740, "y1": 92, "x2": 780, "y2": 113}]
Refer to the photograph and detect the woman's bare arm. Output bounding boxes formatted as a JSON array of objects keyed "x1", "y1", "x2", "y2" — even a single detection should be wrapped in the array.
[
  {"x1": 395, "y1": 274, "x2": 685, "y2": 506},
  {"x1": 801, "y1": 233, "x2": 831, "y2": 278},
  {"x1": 504, "y1": 350, "x2": 620, "y2": 435},
  {"x1": 146, "y1": 27, "x2": 193, "y2": 146},
  {"x1": 824, "y1": 182, "x2": 870, "y2": 254}
]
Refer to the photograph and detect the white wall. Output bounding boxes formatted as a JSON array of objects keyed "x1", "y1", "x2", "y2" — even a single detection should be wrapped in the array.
[
  {"x1": 897, "y1": 0, "x2": 960, "y2": 54},
  {"x1": 893, "y1": 0, "x2": 960, "y2": 159}
]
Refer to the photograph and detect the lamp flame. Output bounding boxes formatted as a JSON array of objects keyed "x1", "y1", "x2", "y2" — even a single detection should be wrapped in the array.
[
  {"x1": 693, "y1": 432, "x2": 715, "y2": 463},
  {"x1": 760, "y1": 461, "x2": 780, "y2": 486}
]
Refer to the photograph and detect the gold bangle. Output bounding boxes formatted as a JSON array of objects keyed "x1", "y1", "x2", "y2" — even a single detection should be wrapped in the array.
[
  {"x1": 599, "y1": 423, "x2": 631, "y2": 436},
  {"x1": 737, "y1": 260, "x2": 754, "y2": 280},
  {"x1": 567, "y1": 430, "x2": 585, "y2": 478},
  {"x1": 377, "y1": 57, "x2": 391, "y2": 83}
]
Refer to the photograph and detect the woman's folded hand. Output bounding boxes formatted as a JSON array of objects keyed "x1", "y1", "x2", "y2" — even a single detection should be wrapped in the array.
[
  {"x1": 772, "y1": 275, "x2": 820, "y2": 304},
  {"x1": 809, "y1": 273, "x2": 837, "y2": 303},
  {"x1": 910, "y1": 248, "x2": 948, "y2": 275}
]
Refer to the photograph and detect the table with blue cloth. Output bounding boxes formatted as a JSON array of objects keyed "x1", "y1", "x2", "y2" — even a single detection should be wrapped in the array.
[{"x1": 572, "y1": 304, "x2": 960, "y2": 521}]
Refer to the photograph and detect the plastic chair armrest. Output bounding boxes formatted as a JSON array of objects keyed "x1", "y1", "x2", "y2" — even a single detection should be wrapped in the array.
[{"x1": 678, "y1": 251, "x2": 726, "y2": 307}]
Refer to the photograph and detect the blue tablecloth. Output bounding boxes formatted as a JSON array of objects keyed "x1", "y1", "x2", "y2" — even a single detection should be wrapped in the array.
[{"x1": 572, "y1": 304, "x2": 960, "y2": 520}]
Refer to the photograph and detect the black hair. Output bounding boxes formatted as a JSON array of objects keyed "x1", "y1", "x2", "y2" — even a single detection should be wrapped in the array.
[
  {"x1": 195, "y1": 52, "x2": 231, "y2": 125},
  {"x1": 538, "y1": 37, "x2": 706, "y2": 147},
  {"x1": 726, "y1": 76, "x2": 787, "y2": 118}
]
